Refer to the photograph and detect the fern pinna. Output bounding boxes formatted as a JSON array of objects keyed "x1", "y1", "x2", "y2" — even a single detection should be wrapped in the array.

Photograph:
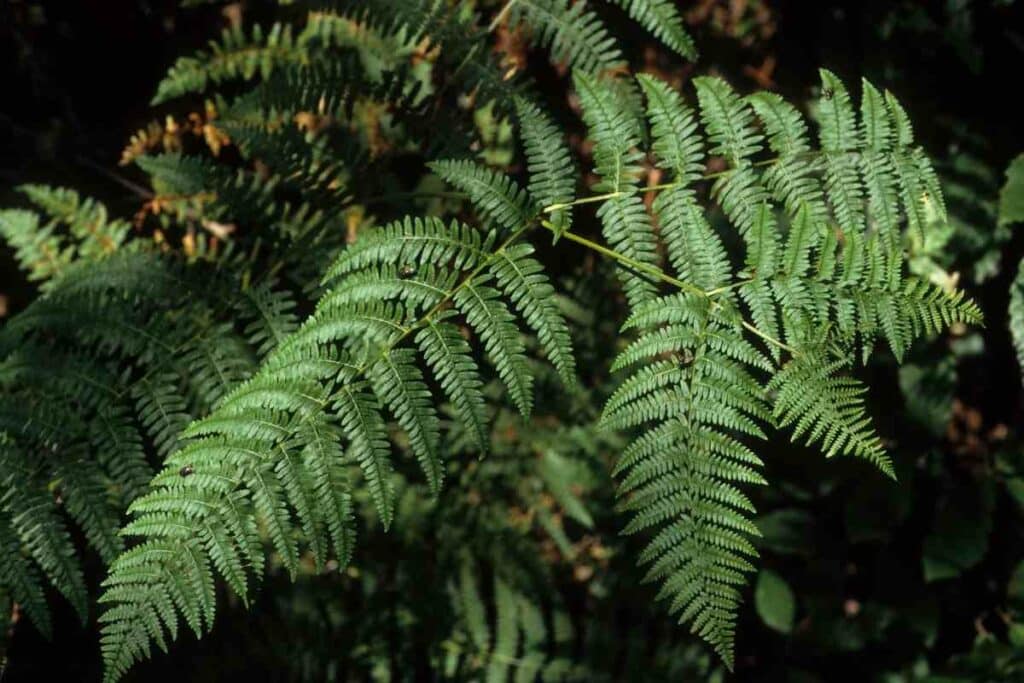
[{"x1": 89, "y1": 66, "x2": 981, "y2": 678}]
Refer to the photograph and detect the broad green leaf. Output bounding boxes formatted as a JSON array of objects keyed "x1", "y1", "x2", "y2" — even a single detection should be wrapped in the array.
[
  {"x1": 999, "y1": 153, "x2": 1024, "y2": 227},
  {"x1": 755, "y1": 569, "x2": 796, "y2": 634}
]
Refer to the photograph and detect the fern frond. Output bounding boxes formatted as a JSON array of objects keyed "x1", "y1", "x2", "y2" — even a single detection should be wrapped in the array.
[
  {"x1": 54, "y1": 458, "x2": 123, "y2": 564},
  {"x1": 91, "y1": 404, "x2": 154, "y2": 507},
  {"x1": 322, "y1": 216, "x2": 493, "y2": 285},
  {"x1": 817, "y1": 70, "x2": 865, "y2": 236},
  {"x1": 455, "y1": 277, "x2": 535, "y2": 418},
  {"x1": 639, "y1": 75, "x2": 731, "y2": 291},
  {"x1": 429, "y1": 160, "x2": 534, "y2": 234},
  {"x1": 0, "y1": 455, "x2": 90, "y2": 623},
  {"x1": 489, "y1": 243, "x2": 577, "y2": 386},
  {"x1": 603, "y1": 295, "x2": 767, "y2": 669},
  {"x1": 300, "y1": 418, "x2": 356, "y2": 566},
  {"x1": 238, "y1": 282, "x2": 300, "y2": 359},
  {"x1": 13, "y1": 43, "x2": 976, "y2": 679},
  {"x1": 132, "y1": 375, "x2": 192, "y2": 459},
  {"x1": 153, "y1": 23, "x2": 308, "y2": 104},
  {"x1": 585, "y1": 72, "x2": 983, "y2": 667},
  {"x1": 97, "y1": 215, "x2": 571, "y2": 678},
  {"x1": 417, "y1": 314, "x2": 490, "y2": 454},
  {"x1": 335, "y1": 382, "x2": 396, "y2": 528},
  {"x1": 369, "y1": 348, "x2": 443, "y2": 493},
  {"x1": 0, "y1": 510, "x2": 52, "y2": 637}
]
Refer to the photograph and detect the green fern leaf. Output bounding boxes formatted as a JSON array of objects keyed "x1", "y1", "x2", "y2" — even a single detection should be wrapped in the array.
[
  {"x1": 514, "y1": 97, "x2": 576, "y2": 240},
  {"x1": 769, "y1": 351, "x2": 893, "y2": 476},
  {"x1": 489, "y1": 243, "x2": 577, "y2": 386},
  {"x1": 335, "y1": 383, "x2": 396, "y2": 528},
  {"x1": 0, "y1": 510, "x2": 52, "y2": 637},
  {"x1": 416, "y1": 314, "x2": 491, "y2": 454},
  {"x1": 370, "y1": 348, "x2": 444, "y2": 493},
  {"x1": 429, "y1": 160, "x2": 534, "y2": 234},
  {"x1": 509, "y1": 0, "x2": 625, "y2": 74},
  {"x1": 575, "y1": 72, "x2": 660, "y2": 306},
  {"x1": 608, "y1": 0, "x2": 697, "y2": 60},
  {"x1": 455, "y1": 277, "x2": 535, "y2": 418}
]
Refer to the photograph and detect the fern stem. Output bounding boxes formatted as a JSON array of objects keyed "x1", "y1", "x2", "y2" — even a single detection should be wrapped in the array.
[
  {"x1": 542, "y1": 155, "x2": 816, "y2": 214},
  {"x1": 544, "y1": 191, "x2": 625, "y2": 213},
  {"x1": 705, "y1": 279, "x2": 752, "y2": 296},
  {"x1": 542, "y1": 220, "x2": 704, "y2": 297},
  {"x1": 740, "y1": 320, "x2": 796, "y2": 354},
  {"x1": 542, "y1": 221, "x2": 798, "y2": 354}
]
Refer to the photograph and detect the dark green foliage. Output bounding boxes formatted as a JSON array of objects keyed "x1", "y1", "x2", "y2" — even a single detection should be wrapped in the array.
[{"x1": 1, "y1": 2, "x2": 1009, "y2": 682}]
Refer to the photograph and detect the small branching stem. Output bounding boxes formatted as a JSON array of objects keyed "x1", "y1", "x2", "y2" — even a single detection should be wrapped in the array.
[{"x1": 540, "y1": 220, "x2": 797, "y2": 355}]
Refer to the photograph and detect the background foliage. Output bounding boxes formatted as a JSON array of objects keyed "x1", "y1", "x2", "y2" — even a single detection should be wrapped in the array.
[{"x1": 1, "y1": 0, "x2": 1024, "y2": 681}]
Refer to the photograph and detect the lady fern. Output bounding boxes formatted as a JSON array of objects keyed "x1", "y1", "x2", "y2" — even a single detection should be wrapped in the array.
[
  {"x1": 0, "y1": 2, "x2": 986, "y2": 679},
  {"x1": 94, "y1": 68, "x2": 980, "y2": 679}
]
